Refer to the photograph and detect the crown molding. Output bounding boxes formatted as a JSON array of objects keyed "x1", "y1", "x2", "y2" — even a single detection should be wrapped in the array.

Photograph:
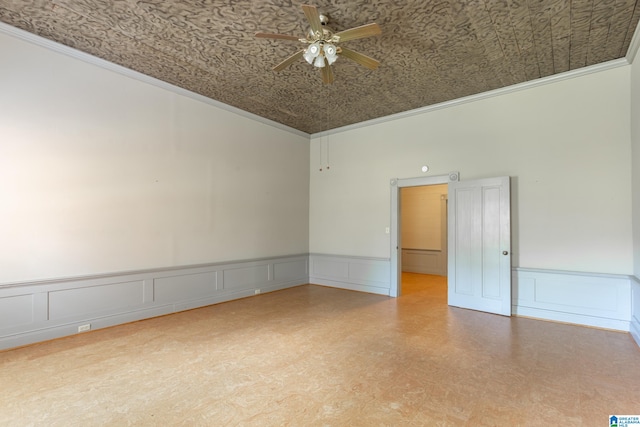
[
  {"x1": 626, "y1": 16, "x2": 640, "y2": 64},
  {"x1": 0, "y1": 22, "x2": 310, "y2": 139},
  {"x1": 2, "y1": 20, "x2": 633, "y2": 142},
  {"x1": 311, "y1": 58, "x2": 629, "y2": 138}
]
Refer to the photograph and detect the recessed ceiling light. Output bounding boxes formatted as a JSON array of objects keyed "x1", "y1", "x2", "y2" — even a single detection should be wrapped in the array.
[{"x1": 421, "y1": 165, "x2": 429, "y2": 173}]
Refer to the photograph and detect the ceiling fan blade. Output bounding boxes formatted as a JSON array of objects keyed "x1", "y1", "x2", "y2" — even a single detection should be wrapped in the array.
[
  {"x1": 273, "y1": 50, "x2": 305, "y2": 71},
  {"x1": 334, "y1": 23, "x2": 381, "y2": 42},
  {"x1": 302, "y1": 4, "x2": 323, "y2": 36},
  {"x1": 339, "y1": 47, "x2": 380, "y2": 70},
  {"x1": 321, "y1": 61, "x2": 334, "y2": 84},
  {"x1": 255, "y1": 32, "x2": 301, "y2": 41}
]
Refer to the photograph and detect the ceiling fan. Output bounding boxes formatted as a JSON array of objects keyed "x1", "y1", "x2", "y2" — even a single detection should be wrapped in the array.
[{"x1": 256, "y1": 4, "x2": 381, "y2": 84}]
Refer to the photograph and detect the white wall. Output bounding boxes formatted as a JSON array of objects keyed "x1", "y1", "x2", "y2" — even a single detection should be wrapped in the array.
[
  {"x1": 626, "y1": 42, "x2": 640, "y2": 340},
  {"x1": 632, "y1": 47, "x2": 640, "y2": 279},
  {"x1": 310, "y1": 66, "x2": 633, "y2": 275},
  {"x1": 0, "y1": 31, "x2": 310, "y2": 284}
]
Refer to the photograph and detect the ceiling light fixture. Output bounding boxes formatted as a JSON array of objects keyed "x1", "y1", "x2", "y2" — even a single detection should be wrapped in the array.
[
  {"x1": 304, "y1": 42, "x2": 338, "y2": 68},
  {"x1": 256, "y1": 5, "x2": 381, "y2": 84},
  {"x1": 323, "y1": 43, "x2": 338, "y2": 65},
  {"x1": 302, "y1": 19, "x2": 339, "y2": 69},
  {"x1": 303, "y1": 42, "x2": 321, "y2": 64}
]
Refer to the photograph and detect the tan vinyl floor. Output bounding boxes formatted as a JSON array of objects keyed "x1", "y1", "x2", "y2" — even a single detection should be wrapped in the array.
[{"x1": 1, "y1": 273, "x2": 639, "y2": 426}]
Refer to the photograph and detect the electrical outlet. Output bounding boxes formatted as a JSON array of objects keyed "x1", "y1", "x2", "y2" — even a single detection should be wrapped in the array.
[
  {"x1": 254, "y1": 289, "x2": 261, "y2": 295},
  {"x1": 78, "y1": 324, "x2": 91, "y2": 333}
]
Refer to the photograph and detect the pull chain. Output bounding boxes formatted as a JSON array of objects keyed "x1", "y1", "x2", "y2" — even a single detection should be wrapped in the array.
[{"x1": 326, "y1": 137, "x2": 330, "y2": 170}]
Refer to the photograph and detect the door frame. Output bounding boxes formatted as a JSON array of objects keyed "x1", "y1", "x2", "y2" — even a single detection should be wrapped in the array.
[{"x1": 390, "y1": 172, "x2": 459, "y2": 297}]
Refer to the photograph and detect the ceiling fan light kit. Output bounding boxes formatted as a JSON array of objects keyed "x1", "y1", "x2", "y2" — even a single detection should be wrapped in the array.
[
  {"x1": 322, "y1": 43, "x2": 338, "y2": 65},
  {"x1": 303, "y1": 42, "x2": 337, "y2": 67},
  {"x1": 256, "y1": 4, "x2": 381, "y2": 83}
]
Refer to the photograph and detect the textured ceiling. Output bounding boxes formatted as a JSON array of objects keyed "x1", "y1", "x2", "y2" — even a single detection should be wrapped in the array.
[{"x1": 1, "y1": 0, "x2": 639, "y2": 134}]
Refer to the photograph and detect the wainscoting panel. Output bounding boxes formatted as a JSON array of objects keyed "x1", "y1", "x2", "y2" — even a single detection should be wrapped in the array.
[
  {"x1": 631, "y1": 276, "x2": 640, "y2": 346},
  {"x1": 222, "y1": 264, "x2": 271, "y2": 291},
  {"x1": 153, "y1": 272, "x2": 218, "y2": 303},
  {"x1": 512, "y1": 268, "x2": 631, "y2": 331},
  {"x1": 309, "y1": 254, "x2": 391, "y2": 295},
  {"x1": 4, "y1": 259, "x2": 634, "y2": 350},
  {"x1": 401, "y1": 249, "x2": 446, "y2": 275},
  {"x1": 312, "y1": 257, "x2": 349, "y2": 279},
  {"x1": 48, "y1": 280, "x2": 145, "y2": 321},
  {"x1": 0, "y1": 294, "x2": 34, "y2": 329},
  {"x1": 0, "y1": 255, "x2": 308, "y2": 351},
  {"x1": 274, "y1": 259, "x2": 309, "y2": 282}
]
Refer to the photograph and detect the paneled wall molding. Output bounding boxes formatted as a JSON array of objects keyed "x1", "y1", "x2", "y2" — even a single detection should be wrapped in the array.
[
  {"x1": 3, "y1": 257, "x2": 637, "y2": 351},
  {"x1": 631, "y1": 275, "x2": 640, "y2": 346},
  {"x1": 308, "y1": 256, "x2": 635, "y2": 334},
  {"x1": 309, "y1": 254, "x2": 391, "y2": 296},
  {"x1": 512, "y1": 268, "x2": 632, "y2": 332},
  {"x1": 0, "y1": 255, "x2": 308, "y2": 351}
]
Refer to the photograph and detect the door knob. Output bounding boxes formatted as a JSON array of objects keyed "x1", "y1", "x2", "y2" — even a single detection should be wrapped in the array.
[{"x1": 503, "y1": 251, "x2": 509, "y2": 255}]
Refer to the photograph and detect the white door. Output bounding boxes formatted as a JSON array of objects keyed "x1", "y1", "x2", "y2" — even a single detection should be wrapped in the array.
[{"x1": 448, "y1": 176, "x2": 511, "y2": 315}]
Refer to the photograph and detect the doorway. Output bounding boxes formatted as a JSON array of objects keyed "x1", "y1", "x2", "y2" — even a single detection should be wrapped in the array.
[
  {"x1": 389, "y1": 173, "x2": 457, "y2": 297},
  {"x1": 399, "y1": 184, "x2": 448, "y2": 296},
  {"x1": 391, "y1": 174, "x2": 512, "y2": 315}
]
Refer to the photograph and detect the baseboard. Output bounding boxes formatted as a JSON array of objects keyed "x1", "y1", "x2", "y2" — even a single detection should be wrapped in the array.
[
  {"x1": 512, "y1": 268, "x2": 632, "y2": 332},
  {"x1": 310, "y1": 278, "x2": 390, "y2": 295},
  {"x1": 309, "y1": 254, "x2": 391, "y2": 296},
  {"x1": 513, "y1": 306, "x2": 630, "y2": 331},
  {"x1": 0, "y1": 255, "x2": 308, "y2": 351}
]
